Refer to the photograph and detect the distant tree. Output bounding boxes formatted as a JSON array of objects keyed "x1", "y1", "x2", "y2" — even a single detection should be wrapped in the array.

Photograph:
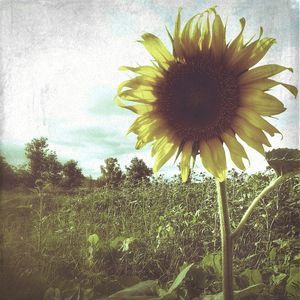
[
  {"x1": 62, "y1": 160, "x2": 84, "y2": 188},
  {"x1": 125, "y1": 157, "x2": 153, "y2": 184},
  {"x1": 25, "y1": 137, "x2": 49, "y2": 183},
  {"x1": 45, "y1": 151, "x2": 63, "y2": 185},
  {"x1": 0, "y1": 155, "x2": 18, "y2": 189},
  {"x1": 99, "y1": 157, "x2": 124, "y2": 187},
  {"x1": 15, "y1": 164, "x2": 33, "y2": 187},
  {"x1": 25, "y1": 137, "x2": 64, "y2": 186}
]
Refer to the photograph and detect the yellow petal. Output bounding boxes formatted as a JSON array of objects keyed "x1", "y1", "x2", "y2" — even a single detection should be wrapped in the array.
[
  {"x1": 211, "y1": 14, "x2": 226, "y2": 62},
  {"x1": 227, "y1": 26, "x2": 263, "y2": 69},
  {"x1": 232, "y1": 118, "x2": 269, "y2": 156},
  {"x1": 121, "y1": 76, "x2": 156, "y2": 88},
  {"x1": 225, "y1": 18, "x2": 246, "y2": 64},
  {"x1": 240, "y1": 89, "x2": 286, "y2": 116},
  {"x1": 200, "y1": 138, "x2": 227, "y2": 182},
  {"x1": 221, "y1": 130, "x2": 248, "y2": 170},
  {"x1": 239, "y1": 64, "x2": 293, "y2": 84},
  {"x1": 180, "y1": 141, "x2": 193, "y2": 182},
  {"x1": 119, "y1": 89, "x2": 157, "y2": 103},
  {"x1": 127, "y1": 114, "x2": 154, "y2": 135},
  {"x1": 115, "y1": 97, "x2": 154, "y2": 115},
  {"x1": 233, "y1": 116, "x2": 271, "y2": 146},
  {"x1": 181, "y1": 14, "x2": 200, "y2": 57},
  {"x1": 200, "y1": 15, "x2": 211, "y2": 53},
  {"x1": 173, "y1": 7, "x2": 184, "y2": 58},
  {"x1": 237, "y1": 107, "x2": 281, "y2": 137},
  {"x1": 119, "y1": 65, "x2": 163, "y2": 78},
  {"x1": 153, "y1": 138, "x2": 178, "y2": 172},
  {"x1": 140, "y1": 33, "x2": 174, "y2": 69},
  {"x1": 240, "y1": 78, "x2": 298, "y2": 97}
]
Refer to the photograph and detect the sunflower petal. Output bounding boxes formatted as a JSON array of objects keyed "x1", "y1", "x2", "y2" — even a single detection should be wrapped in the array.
[
  {"x1": 239, "y1": 38, "x2": 276, "y2": 71},
  {"x1": 221, "y1": 130, "x2": 248, "y2": 170},
  {"x1": 239, "y1": 64, "x2": 293, "y2": 84},
  {"x1": 115, "y1": 97, "x2": 154, "y2": 115},
  {"x1": 237, "y1": 107, "x2": 281, "y2": 137},
  {"x1": 180, "y1": 141, "x2": 193, "y2": 182},
  {"x1": 181, "y1": 14, "x2": 200, "y2": 57},
  {"x1": 240, "y1": 89, "x2": 286, "y2": 116},
  {"x1": 200, "y1": 14, "x2": 211, "y2": 53},
  {"x1": 173, "y1": 7, "x2": 184, "y2": 57},
  {"x1": 200, "y1": 138, "x2": 227, "y2": 182},
  {"x1": 119, "y1": 65, "x2": 163, "y2": 78},
  {"x1": 119, "y1": 89, "x2": 157, "y2": 102},
  {"x1": 225, "y1": 18, "x2": 246, "y2": 64},
  {"x1": 211, "y1": 14, "x2": 226, "y2": 62},
  {"x1": 139, "y1": 33, "x2": 174, "y2": 68},
  {"x1": 240, "y1": 78, "x2": 298, "y2": 98},
  {"x1": 153, "y1": 138, "x2": 178, "y2": 172},
  {"x1": 232, "y1": 118, "x2": 269, "y2": 156},
  {"x1": 233, "y1": 116, "x2": 271, "y2": 146}
]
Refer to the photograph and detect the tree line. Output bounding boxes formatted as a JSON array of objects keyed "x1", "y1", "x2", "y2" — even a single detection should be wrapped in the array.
[{"x1": 0, "y1": 137, "x2": 153, "y2": 189}]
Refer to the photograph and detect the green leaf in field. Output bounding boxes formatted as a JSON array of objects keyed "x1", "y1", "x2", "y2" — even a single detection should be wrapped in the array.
[
  {"x1": 271, "y1": 273, "x2": 287, "y2": 285},
  {"x1": 202, "y1": 284, "x2": 265, "y2": 300},
  {"x1": 201, "y1": 252, "x2": 222, "y2": 276},
  {"x1": 240, "y1": 268, "x2": 262, "y2": 285},
  {"x1": 269, "y1": 247, "x2": 277, "y2": 261},
  {"x1": 286, "y1": 271, "x2": 300, "y2": 298},
  {"x1": 87, "y1": 233, "x2": 99, "y2": 246},
  {"x1": 293, "y1": 253, "x2": 300, "y2": 261},
  {"x1": 167, "y1": 263, "x2": 194, "y2": 294},
  {"x1": 234, "y1": 283, "x2": 265, "y2": 299},
  {"x1": 121, "y1": 237, "x2": 136, "y2": 252}
]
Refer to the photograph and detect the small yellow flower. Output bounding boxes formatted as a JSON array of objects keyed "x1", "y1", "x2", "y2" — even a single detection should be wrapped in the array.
[{"x1": 116, "y1": 7, "x2": 298, "y2": 182}]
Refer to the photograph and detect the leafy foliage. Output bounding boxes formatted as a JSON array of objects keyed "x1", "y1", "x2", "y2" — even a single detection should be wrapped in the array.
[
  {"x1": 125, "y1": 157, "x2": 153, "y2": 184},
  {"x1": 61, "y1": 160, "x2": 84, "y2": 188},
  {"x1": 1, "y1": 170, "x2": 299, "y2": 299},
  {"x1": 99, "y1": 157, "x2": 124, "y2": 187}
]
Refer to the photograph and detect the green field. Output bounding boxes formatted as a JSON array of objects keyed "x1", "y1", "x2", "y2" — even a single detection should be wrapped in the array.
[{"x1": 1, "y1": 171, "x2": 300, "y2": 299}]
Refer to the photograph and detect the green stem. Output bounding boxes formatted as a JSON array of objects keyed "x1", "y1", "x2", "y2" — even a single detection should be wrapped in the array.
[
  {"x1": 231, "y1": 172, "x2": 298, "y2": 239},
  {"x1": 216, "y1": 179, "x2": 233, "y2": 300}
]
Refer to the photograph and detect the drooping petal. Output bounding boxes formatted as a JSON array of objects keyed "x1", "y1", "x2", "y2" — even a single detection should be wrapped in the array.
[
  {"x1": 225, "y1": 18, "x2": 246, "y2": 65},
  {"x1": 238, "y1": 37, "x2": 276, "y2": 71},
  {"x1": 115, "y1": 97, "x2": 154, "y2": 115},
  {"x1": 119, "y1": 65, "x2": 163, "y2": 78},
  {"x1": 221, "y1": 130, "x2": 248, "y2": 170},
  {"x1": 227, "y1": 27, "x2": 264, "y2": 70},
  {"x1": 233, "y1": 116, "x2": 271, "y2": 146},
  {"x1": 232, "y1": 119, "x2": 267, "y2": 156},
  {"x1": 200, "y1": 138, "x2": 227, "y2": 182},
  {"x1": 240, "y1": 78, "x2": 298, "y2": 97},
  {"x1": 139, "y1": 33, "x2": 174, "y2": 68},
  {"x1": 239, "y1": 64, "x2": 293, "y2": 84},
  {"x1": 237, "y1": 107, "x2": 281, "y2": 137},
  {"x1": 240, "y1": 89, "x2": 286, "y2": 116},
  {"x1": 180, "y1": 141, "x2": 193, "y2": 182},
  {"x1": 153, "y1": 137, "x2": 178, "y2": 172},
  {"x1": 118, "y1": 89, "x2": 157, "y2": 103}
]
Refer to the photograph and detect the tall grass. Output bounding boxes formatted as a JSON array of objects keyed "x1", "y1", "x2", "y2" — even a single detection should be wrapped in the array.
[{"x1": 1, "y1": 171, "x2": 299, "y2": 299}]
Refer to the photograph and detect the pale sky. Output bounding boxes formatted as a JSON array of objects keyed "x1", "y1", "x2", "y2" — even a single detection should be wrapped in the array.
[{"x1": 0, "y1": 0, "x2": 299, "y2": 178}]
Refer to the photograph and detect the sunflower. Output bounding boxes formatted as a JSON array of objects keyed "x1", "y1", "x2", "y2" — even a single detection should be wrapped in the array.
[{"x1": 116, "y1": 7, "x2": 297, "y2": 182}]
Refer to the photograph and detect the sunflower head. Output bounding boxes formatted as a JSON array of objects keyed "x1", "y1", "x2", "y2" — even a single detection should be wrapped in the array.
[{"x1": 116, "y1": 7, "x2": 298, "y2": 182}]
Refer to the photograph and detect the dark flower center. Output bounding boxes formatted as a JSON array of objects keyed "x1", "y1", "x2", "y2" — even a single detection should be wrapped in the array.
[{"x1": 155, "y1": 58, "x2": 240, "y2": 141}]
